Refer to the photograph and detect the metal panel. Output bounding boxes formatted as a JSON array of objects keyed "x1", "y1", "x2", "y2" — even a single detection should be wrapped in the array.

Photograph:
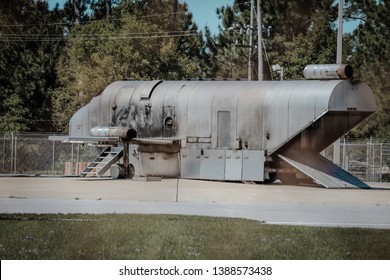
[
  {"x1": 242, "y1": 150, "x2": 264, "y2": 181},
  {"x1": 69, "y1": 105, "x2": 89, "y2": 137},
  {"x1": 211, "y1": 82, "x2": 243, "y2": 149},
  {"x1": 287, "y1": 83, "x2": 317, "y2": 138},
  {"x1": 200, "y1": 149, "x2": 225, "y2": 180},
  {"x1": 172, "y1": 83, "x2": 190, "y2": 140},
  {"x1": 114, "y1": 86, "x2": 135, "y2": 127},
  {"x1": 100, "y1": 82, "x2": 124, "y2": 126},
  {"x1": 225, "y1": 150, "x2": 243, "y2": 181},
  {"x1": 262, "y1": 80, "x2": 338, "y2": 154},
  {"x1": 237, "y1": 83, "x2": 269, "y2": 150},
  {"x1": 262, "y1": 83, "x2": 290, "y2": 153},
  {"x1": 180, "y1": 148, "x2": 201, "y2": 179},
  {"x1": 88, "y1": 97, "x2": 101, "y2": 131},
  {"x1": 329, "y1": 80, "x2": 376, "y2": 112},
  {"x1": 217, "y1": 111, "x2": 231, "y2": 148},
  {"x1": 278, "y1": 151, "x2": 370, "y2": 189},
  {"x1": 140, "y1": 152, "x2": 179, "y2": 177},
  {"x1": 158, "y1": 82, "x2": 188, "y2": 139},
  {"x1": 186, "y1": 82, "x2": 220, "y2": 138},
  {"x1": 81, "y1": 105, "x2": 90, "y2": 137}
]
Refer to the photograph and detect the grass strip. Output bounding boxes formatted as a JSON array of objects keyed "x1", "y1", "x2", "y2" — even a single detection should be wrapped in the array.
[{"x1": 0, "y1": 213, "x2": 389, "y2": 260}]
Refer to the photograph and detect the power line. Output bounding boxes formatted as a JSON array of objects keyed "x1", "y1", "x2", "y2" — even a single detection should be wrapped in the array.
[
  {"x1": 1, "y1": 29, "x2": 196, "y2": 37},
  {"x1": 0, "y1": 31, "x2": 199, "y2": 42},
  {"x1": 234, "y1": 1, "x2": 252, "y2": 7},
  {"x1": 0, "y1": 11, "x2": 188, "y2": 28}
]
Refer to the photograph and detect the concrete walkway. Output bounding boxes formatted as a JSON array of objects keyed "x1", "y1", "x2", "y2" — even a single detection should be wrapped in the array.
[{"x1": 0, "y1": 177, "x2": 389, "y2": 228}]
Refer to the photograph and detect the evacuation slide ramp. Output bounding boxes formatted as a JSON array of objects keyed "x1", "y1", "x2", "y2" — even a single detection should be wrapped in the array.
[{"x1": 278, "y1": 150, "x2": 370, "y2": 189}]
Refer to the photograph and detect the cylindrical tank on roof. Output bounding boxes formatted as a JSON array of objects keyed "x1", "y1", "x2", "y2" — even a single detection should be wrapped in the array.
[{"x1": 303, "y1": 64, "x2": 353, "y2": 80}]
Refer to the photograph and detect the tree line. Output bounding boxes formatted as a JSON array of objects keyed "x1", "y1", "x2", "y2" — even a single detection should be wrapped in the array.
[{"x1": 0, "y1": 0, "x2": 389, "y2": 138}]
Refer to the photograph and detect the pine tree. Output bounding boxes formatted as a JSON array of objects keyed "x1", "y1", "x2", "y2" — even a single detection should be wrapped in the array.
[
  {"x1": 51, "y1": 0, "x2": 203, "y2": 131},
  {"x1": 346, "y1": 0, "x2": 390, "y2": 138},
  {"x1": 207, "y1": 0, "x2": 337, "y2": 80},
  {"x1": 0, "y1": 0, "x2": 66, "y2": 131}
]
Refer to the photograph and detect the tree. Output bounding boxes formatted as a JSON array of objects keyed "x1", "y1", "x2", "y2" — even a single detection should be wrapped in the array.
[
  {"x1": 64, "y1": 0, "x2": 91, "y2": 24},
  {"x1": 0, "y1": 0, "x2": 66, "y2": 132},
  {"x1": 51, "y1": 0, "x2": 203, "y2": 131},
  {"x1": 272, "y1": 9, "x2": 337, "y2": 80},
  {"x1": 207, "y1": 0, "x2": 337, "y2": 80},
  {"x1": 91, "y1": 0, "x2": 117, "y2": 19},
  {"x1": 345, "y1": 0, "x2": 390, "y2": 138},
  {"x1": 210, "y1": 0, "x2": 389, "y2": 138}
]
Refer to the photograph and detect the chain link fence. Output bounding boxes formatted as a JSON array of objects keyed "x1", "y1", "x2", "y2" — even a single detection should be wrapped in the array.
[
  {"x1": 320, "y1": 138, "x2": 390, "y2": 182},
  {"x1": 0, "y1": 132, "x2": 96, "y2": 176},
  {"x1": 1, "y1": 132, "x2": 389, "y2": 182}
]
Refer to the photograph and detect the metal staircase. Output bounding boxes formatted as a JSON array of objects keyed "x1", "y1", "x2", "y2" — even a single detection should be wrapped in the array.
[{"x1": 80, "y1": 146, "x2": 123, "y2": 177}]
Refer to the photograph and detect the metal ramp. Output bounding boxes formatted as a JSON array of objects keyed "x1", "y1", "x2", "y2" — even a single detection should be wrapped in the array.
[
  {"x1": 278, "y1": 150, "x2": 370, "y2": 189},
  {"x1": 81, "y1": 146, "x2": 123, "y2": 177}
]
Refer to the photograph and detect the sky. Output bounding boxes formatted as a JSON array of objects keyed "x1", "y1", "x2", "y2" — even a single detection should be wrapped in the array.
[
  {"x1": 47, "y1": 0, "x2": 234, "y2": 34},
  {"x1": 47, "y1": 0, "x2": 356, "y2": 34},
  {"x1": 183, "y1": 0, "x2": 358, "y2": 34},
  {"x1": 182, "y1": 0, "x2": 234, "y2": 33}
]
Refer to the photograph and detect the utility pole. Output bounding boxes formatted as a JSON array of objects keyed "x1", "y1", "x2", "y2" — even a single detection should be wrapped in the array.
[
  {"x1": 336, "y1": 0, "x2": 343, "y2": 64},
  {"x1": 334, "y1": 0, "x2": 344, "y2": 166},
  {"x1": 248, "y1": 0, "x2": 254, "y2": 81},
  {"x1": 229, "y1": 0, "x2": 262, "y2": 81},
  {"x1": 257, "y1": 0, "x2": 263, "y2": 81}
]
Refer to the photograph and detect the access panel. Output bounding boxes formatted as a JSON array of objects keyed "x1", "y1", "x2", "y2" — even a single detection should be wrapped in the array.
[{"x1": 242, "y1": 150, "x2": 265, "y2": 181}]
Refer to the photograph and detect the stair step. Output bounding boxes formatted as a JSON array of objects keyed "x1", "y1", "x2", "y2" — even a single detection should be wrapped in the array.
[
  {"x1": 81, "y1": 171, "x2": 97, "y2": 175},
  {"x1": 80, "y1": 146, "x2": 124, "y2": 177}
]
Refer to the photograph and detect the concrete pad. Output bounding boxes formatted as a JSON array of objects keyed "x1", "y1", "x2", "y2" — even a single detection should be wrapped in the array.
[
  {"x1": 0, "y1": 177, "x2": 390, "y2": 228},
  {"x1": 0, "y1": 177, "x2": 389, "y2": 205}
]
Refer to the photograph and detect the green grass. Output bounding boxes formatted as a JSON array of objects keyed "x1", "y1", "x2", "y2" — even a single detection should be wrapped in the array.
[{"x1": 0, "y1": 213, "x2": 389, "y2": 260}]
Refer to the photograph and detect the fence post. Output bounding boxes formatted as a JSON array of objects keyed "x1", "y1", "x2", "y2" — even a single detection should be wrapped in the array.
[
  {"x1": 71, "y1": 143, "x2": 74, "y2": 176},
  {"x1": 366, "y1": 139, "x2": 369, "y2": 181},
  {"x1": 380, "y1": 143, "x2": 383, "y2": 183},
  {"x1": 52, "y1": 134, "x2": 55, "y2": 174},
  {"x1": 2, "y1": 134, "x2": 5, "y2": 172},
  {"x1": 371, "y1": 140, "x2": 376, "y2": 182},
  {"x1": 10, "y1": 132, "x2": 14, "y2": 174},
  {"x1": 342, "y1": 138, "x2": 349, "y2": 172},
  {"x1": 14, "y1": 135, "x2": 17, "y2": 174},
  {"x1": 76, "y1": 143, "x2": 80, "y2": 175}
]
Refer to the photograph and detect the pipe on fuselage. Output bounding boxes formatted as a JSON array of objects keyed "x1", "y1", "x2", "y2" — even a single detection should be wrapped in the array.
[{"x1": 90, "y1": 126, "x2": 137, "y2": 140}]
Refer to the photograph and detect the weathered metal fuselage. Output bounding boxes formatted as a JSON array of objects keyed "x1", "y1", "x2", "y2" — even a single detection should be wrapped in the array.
[{"x1": 68, "y1": 72, "x2": 376, "y2": 187}]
